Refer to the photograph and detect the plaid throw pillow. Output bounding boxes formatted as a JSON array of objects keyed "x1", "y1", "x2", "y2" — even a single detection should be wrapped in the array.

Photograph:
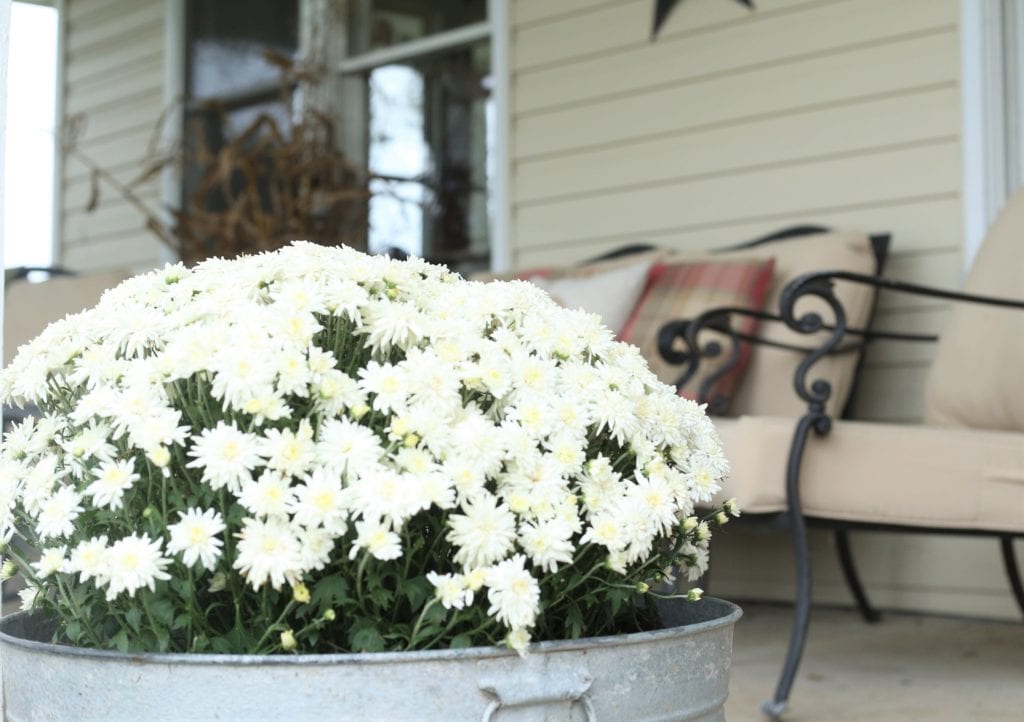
[{"x1": 620, "y1": 258, "x2": 775, "y2": 413}]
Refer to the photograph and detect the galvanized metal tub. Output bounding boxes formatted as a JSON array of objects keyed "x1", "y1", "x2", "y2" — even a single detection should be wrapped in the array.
[{"x1": 0, "y1": 597, "x2": 740, "y2": 722}]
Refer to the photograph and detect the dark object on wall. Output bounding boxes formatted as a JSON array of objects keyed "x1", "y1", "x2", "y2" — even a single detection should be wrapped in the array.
[{"x1": 652, "y1": 0, "x2": 754, "y2": 39}]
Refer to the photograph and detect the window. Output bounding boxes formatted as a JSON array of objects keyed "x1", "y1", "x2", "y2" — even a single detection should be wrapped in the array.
[
  {"x1": 183, "y1": 0, "x2": 300, "y2": 204},
  {"x1": 178, "y1": 0, "x2": 499, "y2": 274}
]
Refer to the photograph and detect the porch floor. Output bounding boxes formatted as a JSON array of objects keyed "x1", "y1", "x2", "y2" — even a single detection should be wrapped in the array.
[{"x1": 725, "y1": 602, "x2": 1024, "y2": 721}]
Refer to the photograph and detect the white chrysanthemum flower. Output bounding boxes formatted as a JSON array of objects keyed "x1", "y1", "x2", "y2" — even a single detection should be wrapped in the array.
[
  {"x1": 518, "y1": 519, "x2": 575, "y2": 573},
  {"x1": 35, "y1": 486, "x2": 84, "y2": 540},
  {"x1": 290, "y1": 469, "x2": 347, "y2": 534},
  {"x1": 506, "y1": 626, "x2": 531, "y2": 655},
  {"x1": 68, "y1": 535, "x2": 110, "y2": 585},
  {"x1": 238, "y1": 471, "x2": 296, "y2": 518},
  {"x1": 580, "y1": 513, "x2": 627, "y2": 553},
  {"x1": 349, "y1": 517, "x2": 402, "y2": 561},
  {"x1": 274, "y1": 349, "x2": 313, "y2": 397},
  {"x1": 209, "y1": 343, "x2": 278, "y2": 409},
  {"x1": 686, "y1": 454, "x2": 723, "y2": 504},
  {"x1": 426, "y1": 571, "x2": 473, "y2": 609},
  {"x1": 316, "y1": 418, "x2": 384, "y2": 477},
  {"x1": 447, "y1": 494, "x2": 518, "y2": 569},
  {"x1": 186, "y1": 421, "x2": 264, "y2": 494},
  {"x1": 21, "y1": 454, "x2": 63, "y2": 516},
  {"x1": 32, "y1": 545, "x2": 68, "y2": 578},
  {"x1": 347, "y1": 468, "x2": 424, "y2": 527},
  {"x1": 484, "y1": 555, "x2": 540, "y2": 629},
  {"x1": 18, "y1": 584, "x2": 41, "y2": 612},
  {"x1": 262, "y1": 420, "x2": 316, "y2": 477},
  {"x1": 630, "y1": 472, "x2": 679, "y2": 537},
  {"x1": 361, "y1": 299, "x2": 423, "y2": 352},
  {"x1": 166, "y1": 507, "x2": 226, "y2": 570},
  {"x1": 357, "y1": 360, "x2": 409, "y2": 414},
  {"x1": 233, "y1": 517, "x2": 304, "y2": 591},
  {"x1": 104, "y1": 533, "x2": 172, "y2": 601},
  {"x1": 297, "y1": 526, "x2": 335, "y2": 572},
  {"x1": 85, "y1": 459, "x2": 140, "y2": 511}
]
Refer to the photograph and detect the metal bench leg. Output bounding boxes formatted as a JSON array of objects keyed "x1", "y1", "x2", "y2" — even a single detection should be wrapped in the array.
[
  {"x1": 761, "y1": 414, "x2": 820, "y2": 721},
  {"x1": 1000, "y1": 536, "x2": 1024, "y2": 618},
  {"x1": 835, "y1": 530, "x2": 881, "y2": 623}
]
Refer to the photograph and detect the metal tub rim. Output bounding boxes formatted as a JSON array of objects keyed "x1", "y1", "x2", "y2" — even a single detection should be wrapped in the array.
[{"x1": 0, "y1": 596, "x2": 741, "y2": 667}]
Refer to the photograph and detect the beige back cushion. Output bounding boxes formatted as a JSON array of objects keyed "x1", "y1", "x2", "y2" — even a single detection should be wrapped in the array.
[
  {"x1": 4, "y1": 271, "x2": 131, "y2": 366},
  {"x1": 697, "y1": 231, "x2": 880, "y2": 418},
  {"x1": 924, "y1": 189, "x2": 1024, "y2": 431}
]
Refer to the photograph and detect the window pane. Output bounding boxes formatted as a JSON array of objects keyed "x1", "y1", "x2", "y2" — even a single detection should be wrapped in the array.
[
  {"x1": 348, "y1": 0, "x2": 487, "y2": 55},
  {"x1": 366, "y1": 42, "x2": 491, "y2": 271},
  {"x1": 187, "y1": 0, "x2": 299, "y2": 100}
]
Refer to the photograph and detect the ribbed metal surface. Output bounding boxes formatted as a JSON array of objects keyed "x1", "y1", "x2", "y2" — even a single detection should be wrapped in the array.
[{"x1": 0, "y1": 597, "x2": 740, "y2": 722}]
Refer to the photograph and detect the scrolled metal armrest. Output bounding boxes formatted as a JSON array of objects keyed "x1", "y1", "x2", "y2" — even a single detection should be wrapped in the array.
[
  {"x1": 778, "y1": 269, "x2": 1024, "y2": 417},
  {"x1": 657, "y1": 306, "x2": 783, "y2": 415}
]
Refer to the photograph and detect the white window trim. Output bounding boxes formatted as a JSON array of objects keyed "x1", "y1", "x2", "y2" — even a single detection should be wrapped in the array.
[
  {"x1": 161, "y1": 0, "x2": 185, "y2": 265},
  {"x1": 961, "y1": 0, "x2": 1024, "y2": 272},
  {"x1": 1, "y1": 0, "x2": 10, "y2": 372}
]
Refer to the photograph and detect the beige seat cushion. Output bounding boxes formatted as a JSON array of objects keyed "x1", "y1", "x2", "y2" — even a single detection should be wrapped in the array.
[
  {"x1": 924, "y1": 188, "x2": 1024, "y2": 432},
  {"x1": 715, "y1": 415, "x2": 1024, "y2": 533},
  {"x1": 4, "y1": 271, "x2": 131, "y2": 365}
]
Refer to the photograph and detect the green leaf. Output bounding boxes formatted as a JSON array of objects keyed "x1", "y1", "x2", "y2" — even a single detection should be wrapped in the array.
[
  {"x1": 112, "y1": 629, "x2": 130, "y2": 654},
  {"x1": 425, "y1": 602, "x2": 447, "y2": 625},
  {"x1": 125, "y1": 606, "x2": 143, "y2": 633},
  {"x1": 172, "y1": 613, "x2": 191, "y2": 631},
  {"x1": 401, "y1": 576, "x2": 430, "y2": 610},
  {"x1": 368, "y1": 587, "x2": 393, "y2": 608},
  {"x1": 150, "y1": 598, "x2": 175, "y2": 626},
  {"x1": 209, "y1": 636, "x2": 234, "y2": 654},
  {"x1": 449, "y1": 634, "x2": 473, "y2": 649},
  {"x1": 65, "y1": 621, "x2": 83, "y2": 644},
  {"x1": 349, "y1": 621, "x2": 385, "y2": 652},
  {"x1": 155, "y1": 627, "x2": 170, "y2": 653},
  {"x1": 311, "y1": 575, "x2": 349, "y2": 613}
]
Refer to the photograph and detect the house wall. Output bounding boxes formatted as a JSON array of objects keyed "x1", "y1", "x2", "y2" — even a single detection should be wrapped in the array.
[
  {"x1": 58, "y1": 0, "x2": 167, "y2": 273},
  {"x1": 507, "y1": 0, "x2": 1022, "y2": 621}
]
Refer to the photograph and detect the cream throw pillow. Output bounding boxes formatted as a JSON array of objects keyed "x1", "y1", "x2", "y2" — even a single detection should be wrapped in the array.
[{"x1": 924, "y1": 188, "x2": 1024, "y2": 431}]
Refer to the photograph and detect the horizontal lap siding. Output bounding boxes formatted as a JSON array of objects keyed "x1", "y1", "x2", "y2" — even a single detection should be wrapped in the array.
[
  {"x1": 60, "y1": 0, "x2": 166, "y2": 273},
  {"x1": 506, "y1": 0, "x2": 1013, "y2": 621},
  {"x1": 508, "y1": 0, "x2": 962, "y2": 427}
]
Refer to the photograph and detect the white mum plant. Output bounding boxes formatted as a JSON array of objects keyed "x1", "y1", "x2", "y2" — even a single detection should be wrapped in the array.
[{"x1": 0, "y1": 243, "x2": 736, "y2": 655}]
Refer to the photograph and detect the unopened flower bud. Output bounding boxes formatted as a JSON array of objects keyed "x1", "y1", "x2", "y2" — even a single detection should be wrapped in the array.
[
  {"x1": 723, "y1": 498, "x2": 741, "y2": 517},
  {"x1": 636, "y1": 581, "x2": 650, "y2": 594},
  {"x1": 351, "y1": 404, "x2": 371, "y2": 420},
  {"x1": 687, "y1": 587, "x2": 704, "y2": 602},
  {"x1": 695, "y1": 521, "x2": 711, "y2": 542},
  {"x1": 208, "y1": 572, "x2": 227, "y2": 593},
  {"x1": 403, "y1": 433, "x2": 420, "y2": 448},
  {"x1": 0, "y1": 559, "x2": 17, "y2": 581},
  {"x1": 714, "y1": 511, "x2": 730, "y2": 526},
  {"x1": 682, "y1": 516, "x2": 699, "y2": 533},
  {"x1": 280, "y1": 629, "x2": 297, "y2": 651},
  {"x1": 386, "y1": 287, "x2": 399, "y2": 300},
  {"x1": 292, "y1": 582, "x2": 311, "y2": 604},
  {"x1": 323, "y1": 609, "x2": 336, "y2": 622},
  {"x1": 142, "y1": 505, "x2": 158, "y2": 519}
]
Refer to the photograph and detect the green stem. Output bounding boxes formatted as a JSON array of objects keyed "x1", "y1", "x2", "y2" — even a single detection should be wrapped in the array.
[
  {"x1": 254, "y1": 599, "x2": 296, "y2": 652},
  {"x1": 406, "y1": 598, "x2": 437, "y2": 650},
  {"x1": 53, "y1": 574, "x2": 104, "y2": 648}
]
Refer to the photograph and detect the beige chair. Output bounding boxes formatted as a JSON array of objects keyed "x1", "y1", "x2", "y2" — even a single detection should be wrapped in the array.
[{"x1": 670, "y1": 191, "x2": 1024, "y2": 719}]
